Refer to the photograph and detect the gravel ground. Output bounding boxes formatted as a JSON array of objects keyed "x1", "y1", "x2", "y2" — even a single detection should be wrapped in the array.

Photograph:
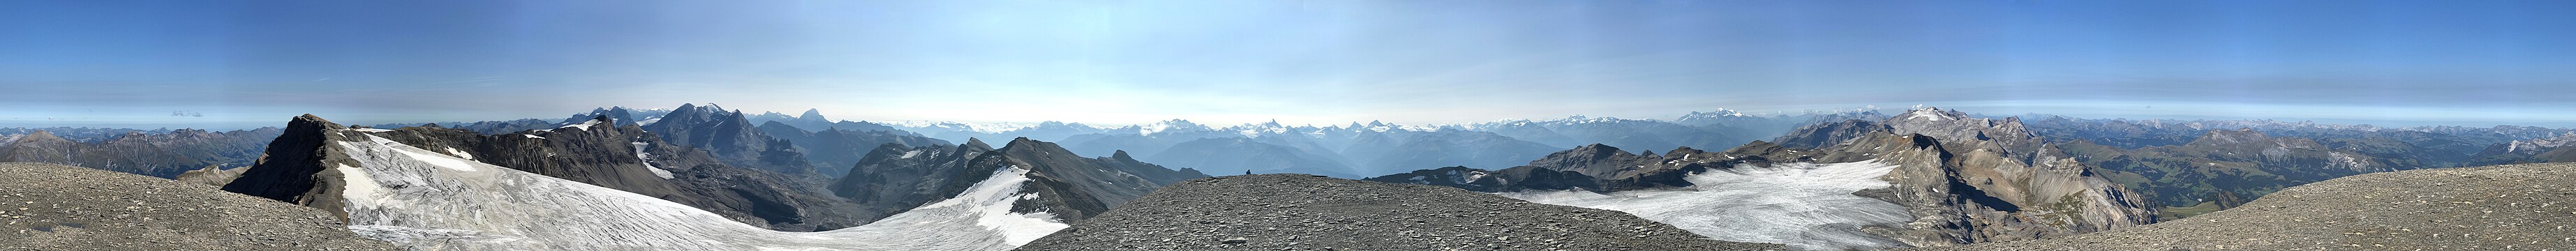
[
  {"x1": 0, "y1": 162, "x2": 397, "y2": 250},
  {"x1": 1908, "y1": 162, "x2": 2576, "y2": 250},
  {"x1": 1018, "y1": 174, "x2": 1785, "y2": 251}
]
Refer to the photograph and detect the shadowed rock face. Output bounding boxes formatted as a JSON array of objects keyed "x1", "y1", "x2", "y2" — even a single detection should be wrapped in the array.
[
  {"x1": 227, "y1": 115, "x2": 873, "y2": 231},
  {"x1": 1018, "y1": 174, "x2": 1786, "y2": 251},
  {"x1": 222, "y1": 114, "x2": 368, "y2": 221},
  {"x1": 833, "y1": 137, "x2": 1208, "y2": 223}
]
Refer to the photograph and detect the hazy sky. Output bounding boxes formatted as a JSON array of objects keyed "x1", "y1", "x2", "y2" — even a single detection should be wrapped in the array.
[{"x1": 3, "y1": 0, "x2": 2572, "y2": 129}]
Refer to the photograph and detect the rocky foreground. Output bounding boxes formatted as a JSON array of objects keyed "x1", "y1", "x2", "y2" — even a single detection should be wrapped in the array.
[
  {"x1": 1909, "y1": 162, "x2": 2576, "y2": 250},
  {"x1": 1018, "y1": 174, "x2": 1784, "y2": 251},
  {"x1": 0, "y1": 162, "x2": 396, "y2": 250}
]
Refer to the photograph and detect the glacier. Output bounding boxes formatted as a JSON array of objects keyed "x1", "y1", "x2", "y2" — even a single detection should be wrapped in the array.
[
  {"x1": 332, "y1": 132, "x2": 1064, "y2": 250},
  {"x1": 1498, "y1": 160, "x2": 1913, "y2": 250}
]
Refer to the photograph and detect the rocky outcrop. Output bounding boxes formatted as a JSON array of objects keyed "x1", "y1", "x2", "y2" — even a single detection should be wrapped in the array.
[
  {"x1": 174, "y1": 164, "x2": 245, "y2": 187},
  {"x1": 1842, "y1": 108, "x2": 2158, "y2": 246},
  {"x1": 221, "y1": 114, "x2": 370, "y2": 222},
  {"x1": 1907, "y1": 162, "x2": 2576, "y2": 250},
  {"x1": 0, "y1": 162, "x2": 399, "y2": 250},
  {"x1": 639, "y1": 103, "x2": 817, "y2": 175},
  {"x1": 832, "y1": 137, "x2": 1209, "y2": 223},
  {"x1": 1019, "y1": 174, "x2": 1785, "y2": 251}
]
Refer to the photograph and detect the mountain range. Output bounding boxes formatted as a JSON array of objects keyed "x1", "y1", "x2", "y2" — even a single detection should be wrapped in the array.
[{"x1": 13, "y1": 104, "x2": 2573, "y2": 250}]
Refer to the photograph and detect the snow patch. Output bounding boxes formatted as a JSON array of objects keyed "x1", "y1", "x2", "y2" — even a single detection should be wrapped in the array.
[
  {"x1": 1499, "y1": 160, "x2": 1911, "y2": 250},
  {"x1": 1905, "y1": 111, "x2": 1943, "y2": 121},
  {"x1": 560, "y1": 119, "x2": 602, "y2": 130},
  {"x1": 522, "y1": 135, "x2": 544, "y2": 139},
  {"x1": 900, "y1": 149, "x2": 925, "y2": 159},
  {"x1": 392, "y1": 146, "x2": 477, "y2": 172},
  {"x1": 352, "y1": 128, "x2": 394, "y2": 132},
  {"x1": 443, "y1": 147, "x2": 475, "y2": 160},
  {"x1": 911, "y1": 166, "x2": 1069, "y2": 245},
  {"x1": 632, "y1": 142, "x2": 672, "y2": 179}
]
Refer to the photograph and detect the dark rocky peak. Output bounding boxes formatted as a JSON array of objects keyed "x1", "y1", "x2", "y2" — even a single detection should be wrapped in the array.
[
  {"x1": 221, "y1": 114, "x2": 369, "y2": 221},
  {"x1": 1110, "y1": 150, "x2": 1136, "y2": 162},
  {"x1": 962, "y1": 137, "x2": 992, "y2": 151}
]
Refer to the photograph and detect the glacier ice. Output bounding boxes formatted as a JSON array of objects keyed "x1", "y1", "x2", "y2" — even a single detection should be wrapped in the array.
[
  {"x1": 1499, "y1": 160, "x2": 1912, "y2": 250},
  {"x1": 332, "y1": 134, "x2": 1063, "y2": 250}
]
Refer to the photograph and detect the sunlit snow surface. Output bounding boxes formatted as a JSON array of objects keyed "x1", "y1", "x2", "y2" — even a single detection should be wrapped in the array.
[
  {"x1": 1498, "y1": 160, "x2": 1913, "y2": 250},
  {"x1": 332, "y1": 134, "x2": 1064, "y2": 250}
]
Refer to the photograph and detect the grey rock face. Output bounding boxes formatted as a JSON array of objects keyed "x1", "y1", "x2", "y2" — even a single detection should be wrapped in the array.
[
  {"x1": 1906, "y1": 162, "x2": 2576, "y2": 250},
  {"x1": 1017, "y1": 174, "x2": 1785, "y2": 251},
  {"x1": 0, "y1": 162, "x2": 399, "y2": 250}
]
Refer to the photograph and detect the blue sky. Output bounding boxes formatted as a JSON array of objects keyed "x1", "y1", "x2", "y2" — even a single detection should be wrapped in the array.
[{"x1": 2, "y1": 0, "x2": 2572, "y2": 129}]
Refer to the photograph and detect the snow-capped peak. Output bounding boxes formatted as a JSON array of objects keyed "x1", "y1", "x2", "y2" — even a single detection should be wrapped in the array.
[
  {"x1": 1677, "y1": 109, "x2": 1750, "y2": 121},
  {"x1": 1900, "y1": 107, "x2": 1960, "y2": 121},
  {"x1": 1134, "y1": 119, "x2": 1204, "y2": 136}
]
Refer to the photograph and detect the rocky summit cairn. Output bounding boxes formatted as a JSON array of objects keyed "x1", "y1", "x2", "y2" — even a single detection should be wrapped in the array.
[
  {"x1": 0, "y1": 162, "x2": 398, "y2": 250},
  {"x1": 1905, "y1": 162, "x2": 2576, "y2": 250},
  {"x1": 1018, "y1": 174, "x2": 1784, "y2": 251}
]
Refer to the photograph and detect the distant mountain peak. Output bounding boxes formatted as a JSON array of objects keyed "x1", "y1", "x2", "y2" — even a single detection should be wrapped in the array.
[
  {"x1": 798, "y1": 108, "x2": 824, "y2": 120},
  {"x1": 1896, "y1": 107, "x2": 1967, "y2": 121}
]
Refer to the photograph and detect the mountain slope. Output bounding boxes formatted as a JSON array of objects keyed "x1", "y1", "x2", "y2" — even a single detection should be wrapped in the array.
[
  {"x1": 1909, "y1": 162, "x2": 2576, "y2": 250},
  {"x1": 0, "y1": 162, "x2": 399, "y2": 250}
]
